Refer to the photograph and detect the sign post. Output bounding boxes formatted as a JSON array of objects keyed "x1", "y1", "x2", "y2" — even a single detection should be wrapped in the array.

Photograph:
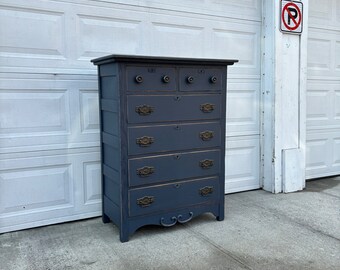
[{"x1": 280, "y1": 0, "x2": 303, "y2": 34}]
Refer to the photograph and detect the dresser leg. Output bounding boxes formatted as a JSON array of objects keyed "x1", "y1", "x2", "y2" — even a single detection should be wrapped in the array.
[
  {"x1": 216, "y1": 215, "x2": 224, "y2": 221},
  {"x1": 216, "y1": 206, "x2": 225, "y2": 221},
  {"x1": 120, "y1": 231, "x2": 129, "y2": 243},
  {"x1": 102, "y1": 213, "x2": 110, "y2": 223}
]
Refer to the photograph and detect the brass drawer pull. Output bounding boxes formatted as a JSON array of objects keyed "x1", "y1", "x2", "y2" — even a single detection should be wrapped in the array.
[
  {"x1": 135, "y1": 75, "x2": 143, "y2": 83},
  {"x1": 200, "y1": 103, "x2": 215, "y2": 113},
  {"x1": 162, "y1": 75, "x2": 170, "y2": 83},
  {"x1": 137, "y1": 166, "x2": 155, "y2": 177},
  {"x1": 210, "y1": 76, "x2": 218, "y2": 84},
  {"x1": 137, "y1": 196, "x2": 154, "y2": 207},
  {"x1": 200, "y1": 131, "x2": 214, "y2": 141},
  {"x1": 135, "y1": 104, "x2": 154, "y2": 116},
  {"x1": 136, "y1": 136, "x2": 154, "y2": 147},
  {"x1": 199, "y1": 186, "x2": 214, "y2": 196},
  {"x1": 199, "y1": 159, "x2": 214, "y2": 169}
]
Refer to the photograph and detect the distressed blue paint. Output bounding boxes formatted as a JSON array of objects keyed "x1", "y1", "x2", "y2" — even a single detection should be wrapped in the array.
[
  {"x1": 127, "y1": 94, "x2": 222, "y2": 123},
  {"x1": 128, "y1": 149, "x2": 221, "y2": 187},
  {"x1": 129, "y1": 176, "x2": 219, "y2": 216},
  {"x1": 92, "y1": 55, "x2": 237, "y2": 242},
  {"x1": 128, "y1": 122, "x2": 222, "y2": 155}
]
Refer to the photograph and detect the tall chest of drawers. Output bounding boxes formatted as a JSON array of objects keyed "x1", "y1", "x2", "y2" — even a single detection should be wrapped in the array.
[{"x1": 92, "y1": 55, "x2": 237, "y2": 242}]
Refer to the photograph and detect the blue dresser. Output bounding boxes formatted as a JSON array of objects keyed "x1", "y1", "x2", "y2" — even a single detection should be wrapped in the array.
[{"x1": 92, "y1": 55, "x2": 237, "y2": 242}]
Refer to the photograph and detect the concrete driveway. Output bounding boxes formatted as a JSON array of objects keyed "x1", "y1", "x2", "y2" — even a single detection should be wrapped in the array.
[{"x1": 1, "y1": 176, "x2": 339, "y2": 270}]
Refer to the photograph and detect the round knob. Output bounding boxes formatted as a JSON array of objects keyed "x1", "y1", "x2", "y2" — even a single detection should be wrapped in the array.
[
  {"x1": 187, "y1": 76, "x2": 194, "y2": 84},
  {"x1": 162, "y1": 75, "x2": 170, "y2": 83},
  {"x1": 210, "y1": 76, "x2": 217, "y2": 84},
  {"x1": 135, "y1": 75, "x2": 143, "y2": 83}
]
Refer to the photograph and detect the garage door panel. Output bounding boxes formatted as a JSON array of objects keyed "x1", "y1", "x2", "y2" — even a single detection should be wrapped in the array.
[
  {"x1": 76, "y1": 14, "x2": 143, "y2": 60},
  {"x1": 79, "y1": 90, "x2": 100, "y2": 133},
  {"x1": 0, "y1": 89, "x2": 69, "y2": 134},
  {"x1": 306, "y1": 89, "x2": 329, "y2": 122},
  {"x1": 227, "y1": 80, "x2": 260, "y2": 136},
  {"x1": 334, "y1": 138, "x2": 340, "y2": 165},
  {"x1": 0, "y1": 165, "x2": 73, "y2": 216},
  {"x1": 309, "y1": 0, "x2": 340, "y2": 28},
  {"x1": 83, "y1": 161, "x2": 101, "y2": 206},
  {"x1": 307, "y1": 37, "x2": 332, "y2": 71},
  {"x1": 0, "y1": 6, "x2": 66, "y2": 59},
  {"x1": 306, "y1": 137, "x2": 330, "y2": 172},
  {"x1": 0, "y1": 77, "x2": 99, "y2": 154},
  {"x1": 0, "y1": 150, "x2": 101, "y2": 233},
  {"x1": 309, "y1": 0, "x2": 333, "y2": 22},
  {"x1": 335, "y1": 90, "x2": 340, "y2": 119},
  {"x1": 150, "y1": 22, "x2": 205, "y2": 57},
  {"x1": 308, "y1": 29, "x2": 340, "y2": 79},
  {"x1": 306, "y1": 83, "x2": 340, "y2": 129},
  {"x1": 212, "y1": 29, "x2": 259, "y2": 69},
  {"x1": 211, "y1": 23, "x2": 261, "y2": 77},
  {"x1": 0, "y1": 1, "x2": 70, "y2": 70},
  {"x1": 306, "y1": 131, "x2": 340, "y2": 179},
  {"x1": 336, "y1": 41, "x2": 340, "y2": 71},
  {"x1": 225, "y1": 136, "x2": 260, "y2": 193}
]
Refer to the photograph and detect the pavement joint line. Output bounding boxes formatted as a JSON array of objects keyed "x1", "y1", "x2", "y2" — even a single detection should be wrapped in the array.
[
  {"x1": 313, "y1": 190, "x2": 339, "y2": 199},
  {"x1": 183, "y1": 224, "x2": 253, "y2": 270},
  {"x1": 230, "y1": 195, "x2": 340, "y2": 242}
]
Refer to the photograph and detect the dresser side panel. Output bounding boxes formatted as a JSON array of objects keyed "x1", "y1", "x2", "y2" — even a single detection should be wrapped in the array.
[{"x1": 99, "y1": 63, "x2": 122, "y2": 227}]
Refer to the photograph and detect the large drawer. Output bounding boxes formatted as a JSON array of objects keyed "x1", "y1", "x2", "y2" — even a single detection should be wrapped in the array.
[
  {"x1": 128, "y1": 149, "x2": 221, "y2": 187},
  {"x1": 179, "y1": 67, "x2": 223, "y2": 91},
  {"x1": 126, "y1": 66, "x2": 177, "y2": 91},
  {"x1": 127, "y1": 94, "x2": 221, "y2": 123},
  {"x1": 128, "y1": 122, "x2": 221, "y2": 155},
  {"x1": 129, "y1": 176, "x2": 219, "y2": 216}
]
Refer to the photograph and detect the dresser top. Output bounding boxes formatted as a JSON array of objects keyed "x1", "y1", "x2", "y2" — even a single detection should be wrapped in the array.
[{"x1": 91, "y1": 54, "x2": 238, "y2": 66}]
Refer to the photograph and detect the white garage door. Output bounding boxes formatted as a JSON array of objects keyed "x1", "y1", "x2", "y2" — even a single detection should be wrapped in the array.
[
  {"x1": 0, "y1": 0, "x2": 262, "y2": 233},
  {"x1": 306, "y1": 0, "x2": 340, "y2": 179}
]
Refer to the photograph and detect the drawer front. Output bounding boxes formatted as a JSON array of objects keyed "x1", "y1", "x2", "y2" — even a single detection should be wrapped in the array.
[
  {"x1": 129, "y1": 176, "x2": 219, "y2": 216},
  {"x1": 128, "y1": 94, "x2": 221, "y2": 123},
  {"x1": 128, "y1": 122, "x2": 221, "y2": 155},
  {"x1": 128, "y1": 149, "x2": 221, "y2": 187},
  {"x1": 179, "y1": 67, "x2": 223, "y2": 91},
  {"x1": 126, "y1": 66, "x2": 177, "y2": 91}
]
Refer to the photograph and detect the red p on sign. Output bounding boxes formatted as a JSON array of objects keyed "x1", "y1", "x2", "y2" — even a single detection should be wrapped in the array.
[{"x1": 280, "y1": 0, "x2": 303, "y2": 34}]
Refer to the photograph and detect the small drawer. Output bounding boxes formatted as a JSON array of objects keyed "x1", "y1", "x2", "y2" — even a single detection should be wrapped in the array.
[
  {"x1": 128, "y1": 149, "x2": 221, "y2": 187},
  {"x1": 128, "y1": 122, "x2": 221, "y2": 155},
  {"x1": 129, "y1": 176, "x2": 219, "y2": 216},
  {"x1": 179, "y1": 67, "x2": 223, "y2": 91},
  {"x1": 126, "y1": 66, "x2": 177, "y2": 92},
  {"x1": 127, "y1": 94, "x2": 221, "y2": 123}
]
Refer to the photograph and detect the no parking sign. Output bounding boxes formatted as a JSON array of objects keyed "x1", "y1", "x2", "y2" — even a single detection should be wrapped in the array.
[{"x1": 280, "y1": 0, "x2": 303, "y2": 34}]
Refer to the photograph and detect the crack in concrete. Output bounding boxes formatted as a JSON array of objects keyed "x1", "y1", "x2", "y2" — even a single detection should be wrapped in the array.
[
  {"x1": 314, "y1": 190, "x2": 339, "y2": 199},
  {"x1": 183, "y1": 224, "x2": 253, "y2": 270}
]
